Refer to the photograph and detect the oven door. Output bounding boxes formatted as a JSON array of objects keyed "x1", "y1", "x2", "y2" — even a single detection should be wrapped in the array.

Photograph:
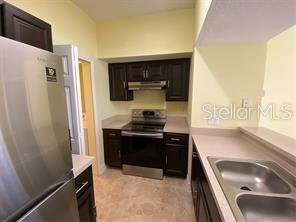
[{"x1": 121, "y1": 131, "x2": 164, "y2": 169}]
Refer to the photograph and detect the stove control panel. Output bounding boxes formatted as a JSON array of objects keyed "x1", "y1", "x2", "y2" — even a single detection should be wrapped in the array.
[{"x1": 132, "y1": 109, "x2": 166, "y2": 119}]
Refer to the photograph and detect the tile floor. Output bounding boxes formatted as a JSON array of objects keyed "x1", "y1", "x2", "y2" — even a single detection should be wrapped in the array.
[{"x1": 93, "y1": 168, "x2": 195, "y2": 222}]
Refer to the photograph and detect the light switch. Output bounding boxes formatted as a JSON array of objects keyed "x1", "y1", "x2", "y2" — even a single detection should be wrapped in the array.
[{"x1": 242, "y1": 98, "x2": 249, "y2": 108}]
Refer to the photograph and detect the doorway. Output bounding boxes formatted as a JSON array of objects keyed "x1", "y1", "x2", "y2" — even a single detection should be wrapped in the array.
[{"x1": 78, "y1": 59, "x2": 98, "y2": 175}]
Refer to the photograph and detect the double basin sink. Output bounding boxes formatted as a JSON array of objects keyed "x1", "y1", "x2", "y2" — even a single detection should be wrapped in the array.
[{"x1": 208, "y1": 157, "x2": 296, "y2": 222}]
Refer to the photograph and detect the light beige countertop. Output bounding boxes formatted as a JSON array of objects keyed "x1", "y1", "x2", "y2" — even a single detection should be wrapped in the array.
[
  {"x1": 72, "y1": 154, "x2": 95, "y2": 178},
  {"x1": 164, "y1": 116, "x2": 189, "y2": 134},
  {"x1": 240, "y1": 127, "x2": 296, "y2": 161},
  {"x1": 192, "y1": 128, "x2": 296, "y2": 222},
  {"x1": 102, "y1": 115, "x2": 189, "y2": 134},
  {"x1": 101, "y1": 115, "x2": 130, "y2": 130}
]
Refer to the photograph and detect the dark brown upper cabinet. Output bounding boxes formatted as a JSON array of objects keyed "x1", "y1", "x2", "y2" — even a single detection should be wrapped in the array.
[
  {"x1": 165, "y1": 59, "x2": 190, "y2": 101},
  {"x1": 127, "y1": 61, "x2": 165, "y2": 81},
  {"x1": 108, "y1": 64, "x2": 133, "y2": 101},
  {"x1": 108, "y1": 58, "x2": 190, "y2": 101},
  {"x1": 127, "y1": 62, "x2": 146, "y2": 81},
  {"x1": 146, "y1": 61, "x2": 165, "y2": 80},
  {"x1": 0, "y1": 2, "x2": 53, "y2": 52}
]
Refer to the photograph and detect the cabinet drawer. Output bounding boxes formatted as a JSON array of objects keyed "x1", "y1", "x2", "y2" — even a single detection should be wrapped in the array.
[
  {"x1": 77, "y1": 185, "x2": 94, "y2": 221},
  {"x1": 75, "y1": 166, "x2": 96, "y2": 221},
  {"x1": 103, "y1": 129, "x2": 121, "y2": 139},
  {"x1": 75, "y1": 166, "x2": 93, "y2": 197},
  {"x1": 165, "y1": 133, "x2": 188, "y2": 145}
]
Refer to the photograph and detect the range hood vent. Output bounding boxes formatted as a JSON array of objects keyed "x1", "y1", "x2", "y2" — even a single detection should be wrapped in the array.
[{"x1": 128, "y1": 81, "x2": 166, "y2": 90}]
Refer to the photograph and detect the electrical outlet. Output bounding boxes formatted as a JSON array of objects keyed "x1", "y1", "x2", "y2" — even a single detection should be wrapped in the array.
[
  {"x1": 242, "y1": 98, "x2": 249, "y2": 108},
  {"x1": 208, "y1": 116, "x2": 219, "y2": 125}
]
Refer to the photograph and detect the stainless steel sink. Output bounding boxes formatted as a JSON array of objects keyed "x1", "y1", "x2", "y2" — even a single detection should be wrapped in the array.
[
  {"x1": 237, "y1": 194, "x2": 296, "y2": 222},
  {"x1": 216, "y1": 160, "x2": 291, "y2": 194},
  {"x1": 208, "y1": 157, "x2": 296, "y2": 222}
]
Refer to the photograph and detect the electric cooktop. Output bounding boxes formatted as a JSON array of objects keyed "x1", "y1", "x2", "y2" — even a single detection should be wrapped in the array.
[{"x1": 122, "y1": 122, "x2": 165, "y2": 133}]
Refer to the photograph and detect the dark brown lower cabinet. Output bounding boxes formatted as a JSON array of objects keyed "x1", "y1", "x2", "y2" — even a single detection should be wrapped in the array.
[
  {"x1": 164, "y1": 133, "x2": 188, "y2": 177},
  {"x1": 75, "y1": 166, "x2": 97, "y2": 222},
  {"x1": 103, "y1": 129, "x2": 122, "y2": 167},
  {"x1": 198, "y1": 186, "x2": 211, "y2": 222},
  {"x1": 191, "y1": 143, "x2": 221, "y2": 222}
]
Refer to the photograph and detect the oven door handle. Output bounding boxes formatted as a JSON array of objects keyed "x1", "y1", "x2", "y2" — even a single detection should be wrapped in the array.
[{"x1": 121, "y1": 131, "x2": 163, "y2": 139}]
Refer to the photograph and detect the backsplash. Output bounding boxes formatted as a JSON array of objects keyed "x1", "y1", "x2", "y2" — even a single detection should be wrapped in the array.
[{"x1": 110, "y1": 90, "x2": 188, "y2": 116}]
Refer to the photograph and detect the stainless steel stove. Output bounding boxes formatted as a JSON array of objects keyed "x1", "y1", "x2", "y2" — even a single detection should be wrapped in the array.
[{"x1": 121, "y1": 109, "x2": 166, "y2": 179}]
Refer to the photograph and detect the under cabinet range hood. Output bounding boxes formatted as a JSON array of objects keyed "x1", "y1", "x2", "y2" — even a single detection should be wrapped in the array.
[{"x1": 128, "y1": 81, "x2": 166, "y2": 90}]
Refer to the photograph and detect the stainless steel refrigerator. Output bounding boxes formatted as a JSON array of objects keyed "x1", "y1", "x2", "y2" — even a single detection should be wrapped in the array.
[{"x1": 0, "y1": 37, "x2": 79, "y2": 221}]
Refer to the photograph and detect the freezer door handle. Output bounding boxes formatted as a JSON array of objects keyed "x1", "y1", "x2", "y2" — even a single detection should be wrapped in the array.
[{"x1": 17, "y1": 178, "x2": 79, "y2": 222}]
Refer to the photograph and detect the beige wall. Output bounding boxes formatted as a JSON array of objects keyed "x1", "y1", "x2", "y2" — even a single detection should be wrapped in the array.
[
  {"x1": 195, "y1": 0, "x2": 212, "y2": 43},
  {"x1": 259, "y1": 26, "x2": 296, "y2": 139},
  {"x1": 192, "y1": 0, "x2": 295, "y2": 139},
  {"x1": 95, "y1": 9, "x2": 196, "y2": 120},
  {"x1": 97, "y1": 8, "x2": 195, "y2": 59},
  {"x1": 188, "y1": 43, "x2": 267, "y2": 128},
  {"x1": 190, "y1": 0, "x2": 269, "y2": 129}
]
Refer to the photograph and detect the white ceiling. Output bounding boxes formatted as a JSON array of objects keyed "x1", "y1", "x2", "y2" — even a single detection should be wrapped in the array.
[
  {"x1": 71, "y1": 0, "x2": 195, "y2": 21},
  {"x1": 198, "y1": 0, "x2": 296, "y2": 45}
]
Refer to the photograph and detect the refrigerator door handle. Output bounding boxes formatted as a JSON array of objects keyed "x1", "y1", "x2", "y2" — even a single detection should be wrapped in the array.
[{"x1": 68, "y1": 129, "x2": 72, "y2": 151}]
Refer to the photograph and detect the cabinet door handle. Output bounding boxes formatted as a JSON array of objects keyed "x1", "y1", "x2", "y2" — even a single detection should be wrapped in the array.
[
  {"x1": 171, "y1": 138, "x2": 180, "y2": 141},
  {"x1": 165, "y1": 155, "x2": 167, "y2": 164},
  {"x1": 145, "y1": 69, "x2": 148, "y2": 79},
  {"x1": 192, "y1": 152, "x2": 198, "y2": 158},
  {"x1": 123, "y1": 81, "x2": 126, "y2": 89},
  {"x1": 118, "y1": 150, "x2": 121, "y2": 159},
  {"x1": 142, "y1": 69, "x2": 145, "y2": 79},
  {"x1": 167, "y1": 80, "x2": 170, "y2": 88},
  {"x1": 108, "y1": 133, "x2": 117, "y2": 136},
  {"x1": 75, "y1": 181, "x2": 89, "y2": 194}
]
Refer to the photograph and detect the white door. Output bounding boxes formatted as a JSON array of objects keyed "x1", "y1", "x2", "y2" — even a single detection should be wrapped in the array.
[{"x1": 53, "y1": 45, "x2": 84, "y2": 154}]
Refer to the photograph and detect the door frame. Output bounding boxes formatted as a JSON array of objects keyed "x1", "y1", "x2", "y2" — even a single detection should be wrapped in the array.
[
  {"x1": 78, "y1": 55, "x2": 101, "y2": 174},
  {"x1": 54, "y1": 45, "x2": 85, "y2": 155}
]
